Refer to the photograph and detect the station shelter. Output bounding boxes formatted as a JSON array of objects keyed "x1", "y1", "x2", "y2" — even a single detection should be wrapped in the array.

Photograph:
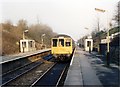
[
  {"x1": 20, "y1": 39, "x2": 36, "y2": 52},
  {"x1": 84, "y1": 38, "x2": 93, "y2": 52}
]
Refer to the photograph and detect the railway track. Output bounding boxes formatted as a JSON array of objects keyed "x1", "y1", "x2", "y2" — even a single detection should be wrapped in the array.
[
  {"x1": 31, "y1": 62, "x2": 69, "y2": 86},
  {"x1": 1, "y1": 54, "x2": 53, "y2": 86},
  {"x1": 1, "y1": 49, "x2": 51, "y2": 75}
]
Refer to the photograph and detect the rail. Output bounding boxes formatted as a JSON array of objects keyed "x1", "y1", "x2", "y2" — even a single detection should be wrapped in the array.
[
  {"x1": 30, "y1": 62, "x2": 69, "y2": 86},
  {"x1": 1, "y1": 49, "x2": 51, "y2": 74},
  {"x1": 1, "y1": 54, "x2": 53, "y2": 86}
]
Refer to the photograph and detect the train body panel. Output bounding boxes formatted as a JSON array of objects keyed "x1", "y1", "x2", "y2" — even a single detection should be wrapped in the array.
[{"x1": 52, "y1": 47, "x2": 72, "y2": 54}]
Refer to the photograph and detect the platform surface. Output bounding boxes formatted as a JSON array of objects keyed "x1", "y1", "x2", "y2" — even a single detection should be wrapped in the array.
[
  {"x1": 64, "y1": 47, "x2": 102, "y2": 86},
  {"x1": 0, "y1": 48, "x2": 51, "y2": 64}
]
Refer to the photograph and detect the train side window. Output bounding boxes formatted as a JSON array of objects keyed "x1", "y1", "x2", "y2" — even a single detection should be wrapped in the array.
[
  {"x1": 66, "y1": 42, "x2": 71, "y2": 46},
  {"x1": 53, "y1": 39, "x2": 57, "y2": 47},
  {"x1": 59, "y1": 39, "x2": 64, "y2": 46}
]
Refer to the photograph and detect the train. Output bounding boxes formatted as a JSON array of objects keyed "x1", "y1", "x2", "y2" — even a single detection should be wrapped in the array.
[{"x1": 51, "y1": 34, "x2": 75, "y2": 61}]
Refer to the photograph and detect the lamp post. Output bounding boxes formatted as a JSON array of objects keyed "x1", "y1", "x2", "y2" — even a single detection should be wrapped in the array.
[
  {"x1": 41, "y1": 34, "x2": 46, "y2": 48},
  {"x1": 22, "y1": 29, "x2": 28, "y2": 53},
  {"x1": 106, "y1": 22, "x2": 112, "y2": 66},
  {"x1": 23, "y1": 29, "x2": 28, "y2": 40},
  {"x1": 81, "y1": 28, "x2": 89, "y2": 49},
  {"x1": 95, "y1": 8, "x2": 105, "y2": 32},
  {"x1": 84, "y1": 27, "x2": 92, "y2": 53},
  {"x1": 95, "y1": 8, "x2": 105, "y2": 53},
  {"x1": 95, "y1": 8, "x2": 111, "y2": 66}
]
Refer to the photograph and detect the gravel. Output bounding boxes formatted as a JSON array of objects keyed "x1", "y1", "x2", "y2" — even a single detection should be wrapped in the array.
[{"x1": 6, "y1": 58, "x2": 54, "y2": 86}]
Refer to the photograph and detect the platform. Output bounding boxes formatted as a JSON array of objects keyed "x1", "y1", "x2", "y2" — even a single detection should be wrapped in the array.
[
  {"x1": 64, "y1": 47, "x2": 102, "y2": 86},
  {"x1": 0, "y1": 49, "x2": 51, "y2": 64}
]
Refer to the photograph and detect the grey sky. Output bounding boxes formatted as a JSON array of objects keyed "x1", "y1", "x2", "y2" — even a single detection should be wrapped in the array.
[{"x1": 1, "y1": 0, "x2": 119, "y2": 41}]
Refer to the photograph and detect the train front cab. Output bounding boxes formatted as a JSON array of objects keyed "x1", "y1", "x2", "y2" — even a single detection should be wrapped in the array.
[{"x1": 51, "y1": 38, "x2": 72, "y2": 58}]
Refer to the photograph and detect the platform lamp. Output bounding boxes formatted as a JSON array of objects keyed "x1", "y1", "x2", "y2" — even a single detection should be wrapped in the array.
[
  {"x1": 41, "y1": 34, "x2": 46, "y2": 48},
  {"x1": 84, "y1": 27, "x2": 92, "y2": 53},
  {"x1": 22, "y1": 29, "x2": 28, "y2": 53},
  {"x1": 23, "y1": 29, "x2": 29, "y2": 40},
  {"x1": 95, "y1": 8, "x2": 111, "y2": 66},
  {"x1": 95, "y1": 8, "x2": 105, "y2": 53}
]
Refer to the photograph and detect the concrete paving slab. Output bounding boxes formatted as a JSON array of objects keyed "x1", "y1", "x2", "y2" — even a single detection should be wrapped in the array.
[
  {"x1": 64, "y1": 49, "x2": 83, "y2": 85},
  {"x1": 79, "y1": 49, "x2": 102, "y2": 85},
  {"x1": 1, "y1": 49, "x2": 51, "y2": 64},
  {"x1": 64, "y1": 47, "x2": 102, "y2": 86}
]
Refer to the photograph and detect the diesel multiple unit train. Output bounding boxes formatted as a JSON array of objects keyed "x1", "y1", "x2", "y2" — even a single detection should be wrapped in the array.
[{"x1": 51, "y1": 34, "x2": 75, "y2": 61}]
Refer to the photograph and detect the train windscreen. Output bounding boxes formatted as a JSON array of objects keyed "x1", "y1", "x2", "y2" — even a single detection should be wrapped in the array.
[
  {"x1": 53, "y1": 39, "x2": 57, "y2": 47},
  {"x1": 59, "y1": 39, "x2": 64, "y2": 47},
  {"x1": 66, "y1": 39, "x2": 71, "y2": 46}
]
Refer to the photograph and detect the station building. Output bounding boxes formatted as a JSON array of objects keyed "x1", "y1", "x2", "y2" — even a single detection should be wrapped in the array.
[
  {"x1": 20, "y1": 39, "x2": 36, "y2": 52},
  {"x1": 84, "y1": 36, "x2": 93, "y2": 52}
]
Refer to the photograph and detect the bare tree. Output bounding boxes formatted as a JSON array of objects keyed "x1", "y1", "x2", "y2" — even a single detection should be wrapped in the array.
[
  {"x1": 113, "y1": 1, "x2": 120, "y2": 27},
  {"x1": 15, "y1": 19, "x2": 28, "y2": 38},
  {"x1": 118, "y1": 1, "x2": 120, "y2": 27},
  {"x1": 2, "y1": 19, "x2": 57, "y2": 55},
  {"x1": 2, "y1": 20, "x2": 13, "y2": 32},
  {"x1": 17, "y1": 19, "x2": 28, "y2": 32},
  {"x1": 28, "y1": 23, "x2": 57, "y2": 49}
]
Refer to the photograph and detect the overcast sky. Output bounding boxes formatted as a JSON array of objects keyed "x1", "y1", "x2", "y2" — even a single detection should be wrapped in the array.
[{"x1": 1, "y1": 0, "x2": 119, "y2": 41}]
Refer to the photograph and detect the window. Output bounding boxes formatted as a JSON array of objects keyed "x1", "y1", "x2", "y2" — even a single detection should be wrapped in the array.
[
  {"x1": 66, "y1": 42, "x2": 71, "y2": 46},
  {"x1": 66, "y1": 39, "x2": 71, "y2": 46},
  {"x1": 29, "y1": 41, "x2": 33, "y2": 47},
  {"x1": 59, "y1": 39, "x2": 64, "y2": 46},
  {"x1": 53, "y1": 39, "x2": 57, "y2": 47},
  {"x1": 87, "y1": 41, "x2": 91, "y2": 47},
  {"x1": 22, "y1": 42, "x2": 26, "y2": 47}
]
